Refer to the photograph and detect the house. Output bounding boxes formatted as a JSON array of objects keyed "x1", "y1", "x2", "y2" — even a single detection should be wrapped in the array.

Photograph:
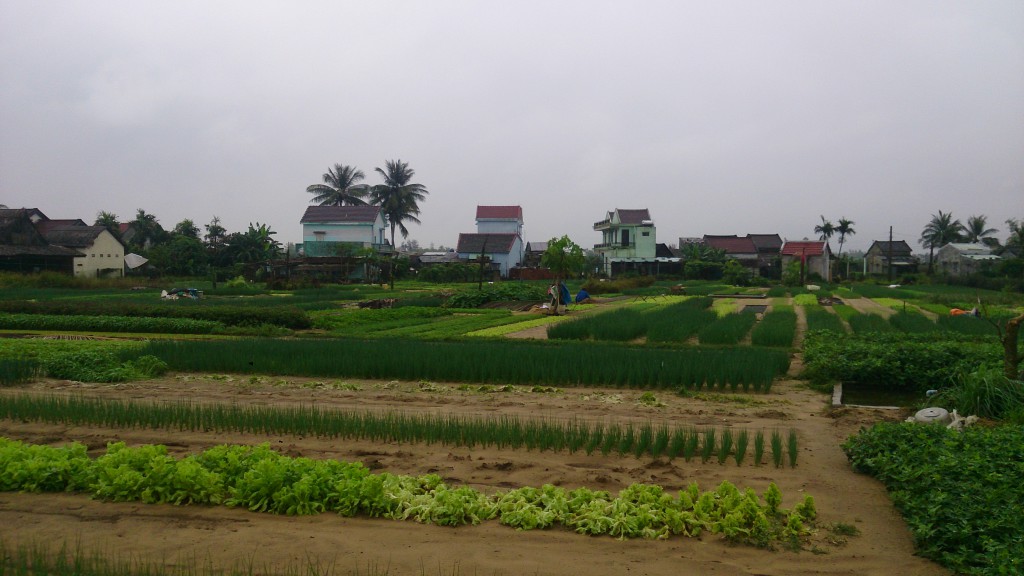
[
  {"x1": 702, "y1": 235, "x2": 759, "y2": 275},
  {"x1": 39, "y1": 225, "x2": 125, "y2": 278},
  {"x1": 593, "y1": 208, "x2": 667, "y2": 276},
  {"x1": 0, "y1": 208, "x2": 82, "y2": 274},
  {"x1": 456, "y1": 233, "x2": 524, "y2": 278},
  {"x1": 453, "y1": 206, "x2": 526, "y2": 278},
  {"x1": 864, "y1": 241, "x2": 918, "y2": 276},
  {"x1": 299, "y1": 205, "x2": 389, "y2": 257},
  {"x1": 522, "y1": 240, "x2": 548, "y2": 268},
  {"x1": 780, "y1": 240, "x2": 832, "y2": 282},
  {"x1": 748, "y1": 234, "x2": 783, "y2": 277},
  {"x1": 935, "y1": 243, "x2": 1001, "y2": 276},
  {"x1": 475, "y1": 205, "x2": 523, "y2": 236}
]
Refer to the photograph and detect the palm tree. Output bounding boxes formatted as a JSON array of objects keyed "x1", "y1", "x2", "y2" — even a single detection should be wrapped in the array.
[
  {"x1": 370, "y1": 159, "x2": 429, "y2": 248},
  {"x1": 306, "y1": 164, "x2": 369, "y2": 206},
  {"x1": 834, "y1": 218, "x2": 856, "y2": 259},
  {"x1": 964, "y1": 215, "x2": 998, "y2": 244},
  {"x1": 919, "y1": 210, "x2": 964, "y2": 274},
  {"x1": 814, "y1": 216, "x2": 835, "y2": 243}
]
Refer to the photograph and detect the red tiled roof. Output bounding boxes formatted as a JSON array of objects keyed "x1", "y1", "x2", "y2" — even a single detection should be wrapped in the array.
[
  {"x1": 456, "y1": 233, "x2": 518, "y2": 254},
  {"x1": 476, "y1": 206, "x2": 523, "y2": 220},
  {"x1": 703, "y1": 235, "x2": 757, "y2": 254},
  {"x1": 301, "y1": 205, "x2": 381, "y2": 224},
  {"x1": 781, "y1": 241, "x2": 828, "y2": 256}
]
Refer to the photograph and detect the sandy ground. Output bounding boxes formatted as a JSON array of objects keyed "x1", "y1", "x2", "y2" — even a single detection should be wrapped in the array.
[{"x1": 0, "y1": 366, "x2": 948, "y2": 575}]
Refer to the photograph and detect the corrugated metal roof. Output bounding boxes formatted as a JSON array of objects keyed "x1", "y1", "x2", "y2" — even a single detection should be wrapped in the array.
[{"x1": 301, "y1": 205, "x2": 381, "y2": 223}]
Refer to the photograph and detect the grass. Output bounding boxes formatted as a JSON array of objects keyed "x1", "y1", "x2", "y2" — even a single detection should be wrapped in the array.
[
  {"x1": 847, "y1": 313, "x2": 895, "y2": 334},
  {"x1": 888, "y1": 311, "x2": 939, "y2": 333},
  {"x1": 750, "y1": 308, "x2": 797, "y2": 348},
  {"x1": 697, "y1": 310, "x2": 758, "y2": 345},
  {"x1": 803, "y1": 308, "x2": 846, "y2": 334}
]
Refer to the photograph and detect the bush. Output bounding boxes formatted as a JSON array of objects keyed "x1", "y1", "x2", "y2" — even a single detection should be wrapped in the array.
[
  {"x1": 42, "y1": 350, "x2": 167, "y2": 383},
  {"x1": 843, "y1": 422, "x2": 1024, "y2": 575},
  {"x1": 445, "y1": 284, "x2": 547, "y2": 308},
  {"x1": 929, "y1": 367, "x2": 1024, "y2": 422},
  {"x1": 580, "y1": 276, "x2": 656, "y2": 295},
  {"x1": 802, "y1": 332, "x2": 1001, "y2": 392}
]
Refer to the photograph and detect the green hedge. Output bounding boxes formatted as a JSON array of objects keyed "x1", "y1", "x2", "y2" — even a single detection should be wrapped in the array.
[
  {"x1": 802, "y1": 332, "x2": 1000, "y2": 392},
  {"x1": 843, "y1": 423, "x2": 1023, "y2": 575},
  {"x1": 0, "y1": 300, "x2": 311, "y2": 329},
  {"x1": 0, "y1": 312, "x2": 223, "y2": 334}
]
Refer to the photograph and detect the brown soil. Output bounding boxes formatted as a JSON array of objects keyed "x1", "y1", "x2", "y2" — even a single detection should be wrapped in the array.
[{"x1": 0, "y1": 369, "x2": 948, "y2": 575}]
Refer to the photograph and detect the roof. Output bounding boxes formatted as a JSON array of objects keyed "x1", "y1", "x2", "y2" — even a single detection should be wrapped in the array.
[
  {"x1": 703, "y1": 235, "x2": 757, "y2": 255},
  {"x1": 868, "y1": 240, "x2": 913, "y2": 256},
  {"x1": 615, "y1": 209, "x2": 652, "y2": 225},
  {"x1": 40, "y1": 226, "x2": 112, "y2": 248},
  {"x1": 300, "y1": 205, "x2": 381, "y2": 224},
  {"x1": 943, "y1": 243, "x2": 993, "y2": 255},
  {"x1": 525, "y1": 241, "x2": 548, "y2": 253},
  {"x1": 476, "y1": 206, "x2": 523, "y2": 221},
  {"x1": 747, "y1": 234, "x2": 783, "y2": 251},
  {"x1": 456, "y1": 233, "x2": 519, "y2": 254},
  {"x1": 418, "y1": 252, "x2": 461, "y2": 264},
  {"x1": 781, "y1": 241, "x2": 829, "y2": 257},
  {"x1": 33, "y1": 219, "x2": 87, "y2": 235},
  {"x1": 0, "y1": 244, "x2": 82, "y2": 257}
]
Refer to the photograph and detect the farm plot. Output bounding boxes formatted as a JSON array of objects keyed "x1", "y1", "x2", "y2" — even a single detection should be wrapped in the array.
[{"x1": 0, "y1": 371, "x2": 947, "y2": 576}]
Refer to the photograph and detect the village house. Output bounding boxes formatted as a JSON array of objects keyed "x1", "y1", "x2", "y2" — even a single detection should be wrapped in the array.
[
  {"x1": 594, "y1": 208, "x2": 677, "y2": 277},
  {"x1": 39, "y1": 225, "x2": 125, "y2": 278},
  {"x1": 780, "y1": 240, "x2": 832, "y2": 282},
  {"x1": 455, "y1": 206, "x2": 525, "y2": 278},
  {"x1": 0, "y1": 208, "x2": 82, "y2": 274},
  {"x1": 864, "y1": 240, "x2": 918, "y2": 276},
  {"x1": 298, "y1": 205, "x2": 389, "y2": 257},
  {"x1": 935, "y1": 243, "x2": 1001, "y2": 276}
]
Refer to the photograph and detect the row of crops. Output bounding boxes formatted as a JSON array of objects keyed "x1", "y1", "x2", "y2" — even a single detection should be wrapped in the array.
[
  {"x1": 0, "y1": 438, "x2": 816, "y2": 544},
  {"x1": 803, "y1": 304, "x2": 1016, "y2": 338},
  {"x1": 0, "y1": 394, "x2": 799, "y2": 466},
  {"x1": 127, "y1": 338, "x2": 790, "y2": 391},
  {"x1": 547, "y1": 297, "x2": 797, "y2": 347}
]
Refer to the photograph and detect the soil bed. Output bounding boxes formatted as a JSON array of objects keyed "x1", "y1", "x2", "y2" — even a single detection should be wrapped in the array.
[{"x1": 0, "y1": 373, "x2": 948, "y2": 575}]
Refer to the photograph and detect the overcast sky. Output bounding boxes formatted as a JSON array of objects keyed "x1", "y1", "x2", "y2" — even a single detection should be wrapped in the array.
[{"x1": 2, "y1": 1, "x2": 1022, "y2": 254}]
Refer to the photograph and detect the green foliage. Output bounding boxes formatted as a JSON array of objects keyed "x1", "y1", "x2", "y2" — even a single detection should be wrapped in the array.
[
  {"x1": 0, "y1": 300, "x2": 311, "y2": 329},
  {"x1": 41, "y1": 350, "x2": 167, "y2": 383},
  {"x1": 847, "y1": 313, "x2": 895, "y2": 334},
  {"x1": 445, "y1": 283, "x2": 547, "y2": 308},
  {"x1": 127, "y1": 337, "x2": 789, "y2": 391},
  {"x1": 889, "y1": 311, "x2": 939, "y2": 333},
  {"x1": 750, "y1": 309, "x2": 797, "y2": 347},
  {"x1": 803, "y1": 308, "x2": 846, "y2": 334},
  {"x1": 697, "y1": 310, "x2": 758, "y2": 345},
  {"x1": 0, "y1": 312, "x2": 224, "y2": 334},
  {"x1": 580, "y1": 276, "x2": 656, "y2": 295},
  {"x1": 0, "y1": 358, "x2": 41, "y2": 386},
  {"x1": 844, "y1": 423, "x2": 1024, "y2": 575},
  {"x1": 540, "y1": 236, "x2": 586, "y2": 281},
  {"x1": 928, "y1": 367, "x2": 1024, "y2": 422},
  {"x1": 802, "y1": 331, "x2": 1001, "y2": 392},
  {"x1": 0, "y1": 438, "x2": 813, "y2": 546}
]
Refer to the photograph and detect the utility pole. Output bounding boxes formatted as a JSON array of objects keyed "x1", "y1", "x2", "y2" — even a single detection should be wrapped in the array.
[{"x1": 887, "y1": 226, "x2": 894, "y2": 283}]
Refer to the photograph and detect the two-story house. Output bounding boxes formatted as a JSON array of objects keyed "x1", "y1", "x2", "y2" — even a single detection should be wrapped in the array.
[
  {"x1": 299, "y1": 205, "x2": 389, "y2": 257},
  {"x1": 455, "y1": 206, "x2": 525, "y2": 278},
  {"x1": 593, "y1": 208, "x2": 658, "y2": 277}
]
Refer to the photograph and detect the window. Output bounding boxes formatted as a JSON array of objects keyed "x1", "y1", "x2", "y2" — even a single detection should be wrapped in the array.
[{"x1": 642, "y1": 231, "x2": 650, "y2": 237}]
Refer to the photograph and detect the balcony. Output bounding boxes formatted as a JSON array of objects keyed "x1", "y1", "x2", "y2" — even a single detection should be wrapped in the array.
[{"x1": 594, "y1": 242, "x2": 636, "y2": 250}]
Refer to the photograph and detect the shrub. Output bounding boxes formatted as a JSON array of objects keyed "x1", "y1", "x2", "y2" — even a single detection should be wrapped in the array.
[
  {"x1": 445, "y1": 284, "x2": 547, "y2": 308},
  {"x1": 929, "y1": 367, "x2": 1024, "y2": 422}
]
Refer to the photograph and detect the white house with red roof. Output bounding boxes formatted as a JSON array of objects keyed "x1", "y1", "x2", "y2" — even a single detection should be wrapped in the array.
[
  {"x1": 455, "y1": 205, "x2": 525, "y2": 277},
  {"x1": 781, "y1": 240, "x2": 832, "y2": 282}
]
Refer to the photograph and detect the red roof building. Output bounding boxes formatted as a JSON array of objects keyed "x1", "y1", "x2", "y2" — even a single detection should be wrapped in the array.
[{"x1": 780, "y1": 241, "x2": 832, "y2": 282}]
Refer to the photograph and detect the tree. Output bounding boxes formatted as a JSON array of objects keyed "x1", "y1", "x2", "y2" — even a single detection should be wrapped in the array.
[
  {"x1": 370, "y1": 159, "x2": 429, "y2": 248},
  {"x1": 223, "y1": 222, "x2": 282, "y2": 277},
  {"x1": 834, "y1": 218, "x2": 856, "y2": 259},
  {"x1": 128, "y1": 209, "x2": 167, "y2": 251},
  {"x1": 94, "y1": 211, "x2": 121, "y2": 240},
  {"x1": 306, "y1": 164, "x2": 369, "y2": 206},
  {"x1": 919, "y1": 210, "x2": 964, "y2": 274},
  {"x1": 172, "y1": 219, "x2": 200, "y2": 240},
  {"x1": 1006, "y1": 218, "x2": 1024, "y2": 253},
  {"x1": 540, "y1": 235, "x2": 585, "y2": 315},
  {"x1": 813, "y1": 216, "x2": 834, "y2": 242},
  {"x1": 963, "y1": 215, "x2": 998, "y2": 244}
]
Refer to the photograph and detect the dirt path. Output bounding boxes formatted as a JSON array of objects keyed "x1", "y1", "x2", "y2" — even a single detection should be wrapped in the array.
[
  {"x1": 0, "y1": 371, "x2": 947, "y2": 576},
  {"x1": 842, "y1": 297, "x2": 896, "y2": 318}
]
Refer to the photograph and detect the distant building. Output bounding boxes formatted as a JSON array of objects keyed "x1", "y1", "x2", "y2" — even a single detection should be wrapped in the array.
[
  {"x1": 0, "y1": 208, "x2": 82, "y2": 274},
  {"x1": 864, "y1": 240, "x2": 918, "y2": 276},
  {"x1": 594, "y1": 208, "x2": 675, "y2": 276},
  {"x1": 455, "y1": 206, "x2": 525, "y2": 278},
  {"x1": 299, "y1": 205, "x2": 389, "y2": 257},
  {"x1": 935, "y1": 243, "x2": 1001, "y2": 276},
  {"x1": 781, "y1": 240, "x2": 832, "y2": 282},
  {"x1": 39, "y1": 225, "x2": 125, "y2": 278}
]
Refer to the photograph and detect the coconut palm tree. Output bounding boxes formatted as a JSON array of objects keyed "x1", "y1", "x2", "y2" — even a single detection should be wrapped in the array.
[
  {"x1": 814, "y1": 216, "x2": 835, "y2": 243},
  {"x1": 964, "y1": 215, "x2": 998, "y2": 244},
  {"x1": 306, "y1": 164, "x2": 369, "y2": 206},
  {"x1": 370, "y1": 159, "x2": 429, "y2": 248},
  {"x1": 919, "y1": 210, "x2": 964, "y2": 274},
  {"x1": 834, "y1": 218, "x2": 856, "y2": 259}
]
